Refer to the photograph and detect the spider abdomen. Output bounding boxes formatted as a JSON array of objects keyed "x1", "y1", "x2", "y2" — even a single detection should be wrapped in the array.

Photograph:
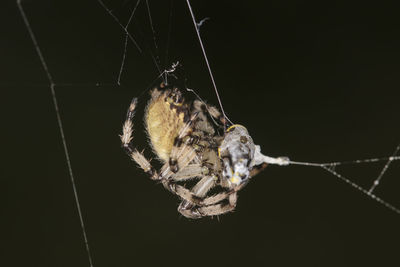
[{"x1": 145, "y1": 88, "x2": 188, "y2": 162}]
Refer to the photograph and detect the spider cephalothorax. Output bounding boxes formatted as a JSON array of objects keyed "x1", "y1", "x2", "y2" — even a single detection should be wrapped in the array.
[{"x1": 120, "y1": 82, "x2": 288, "y2": 218}]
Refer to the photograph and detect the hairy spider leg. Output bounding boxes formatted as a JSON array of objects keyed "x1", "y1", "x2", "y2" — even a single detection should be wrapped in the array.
[{"x1": 121, "y1": 97, "x2": 160, "y2": 180}]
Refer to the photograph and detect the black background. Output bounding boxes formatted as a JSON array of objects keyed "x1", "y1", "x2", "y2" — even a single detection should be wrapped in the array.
[{"x1": 2, "y1": 0, "x2": 400, "y2": 266}]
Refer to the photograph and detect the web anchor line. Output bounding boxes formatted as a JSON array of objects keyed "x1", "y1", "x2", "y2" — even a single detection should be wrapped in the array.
[
  {"x1": 145, "y1": 0, "x2": 161, "y2": 70},
  {"x1": 263, "y1": 151, "x2": 400, "y2": 215},
  {"x1": 17, "y1": 1, "x2": 94, "y2": 266},
  {"x1": 369, "y1": 143, "x2": 400, "y2": 194},
  {"x1": 97, "y1": 0, "x2": 142, "y2": 53},
  {"x1": 118, "y1": 0, "x2": 142, "y2": 85},
  {"x1": 320, "y1": 165, "x2": 400, "y2": 214},
  {"x1": 185, "y1": 0, "x2": 233, "y2": 128}
]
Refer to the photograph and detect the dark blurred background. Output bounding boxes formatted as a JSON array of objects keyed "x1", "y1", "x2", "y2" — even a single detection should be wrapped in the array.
[{"x1": 2, "y1": 0, "x2": 400, "y2": 266}]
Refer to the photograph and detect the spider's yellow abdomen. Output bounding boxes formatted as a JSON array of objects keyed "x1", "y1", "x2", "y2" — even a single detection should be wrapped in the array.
[{"x1": 145, "y1": 89, "x2": 186, "y2": 162}]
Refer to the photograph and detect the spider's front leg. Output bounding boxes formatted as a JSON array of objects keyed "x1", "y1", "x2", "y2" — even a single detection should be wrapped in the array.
[
  {"x1": 162, "y1": 177, "x2": 212, "y2": 209},
  {"x1": 120, "y1": 98, "x2": 159, "y2": 180},
  {"x1": 178, "y1": 191, "x2": 238, "y2": 219},
  {"x1": 176, "y1": 174, "x2": 218, "y2": 219},
  {"x1": 199, "y1": 192, "x2": 238, "y2": 216},
  {"x1": 177, "y1": 176, "x2": 247, "y2": 219},
  {"x1": 159, "y1": 163, "x2": 206, "y2": 204}
]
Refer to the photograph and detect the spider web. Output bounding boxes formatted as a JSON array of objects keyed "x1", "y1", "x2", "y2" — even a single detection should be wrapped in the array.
[{"x1": 8, "y1": 0, "x2": 400, "y2": 266}]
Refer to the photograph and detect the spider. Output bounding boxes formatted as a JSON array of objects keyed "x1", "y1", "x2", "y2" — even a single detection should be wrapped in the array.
[{"x1": 120, "y1": 81, "x2": 289, "y2": 218}]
